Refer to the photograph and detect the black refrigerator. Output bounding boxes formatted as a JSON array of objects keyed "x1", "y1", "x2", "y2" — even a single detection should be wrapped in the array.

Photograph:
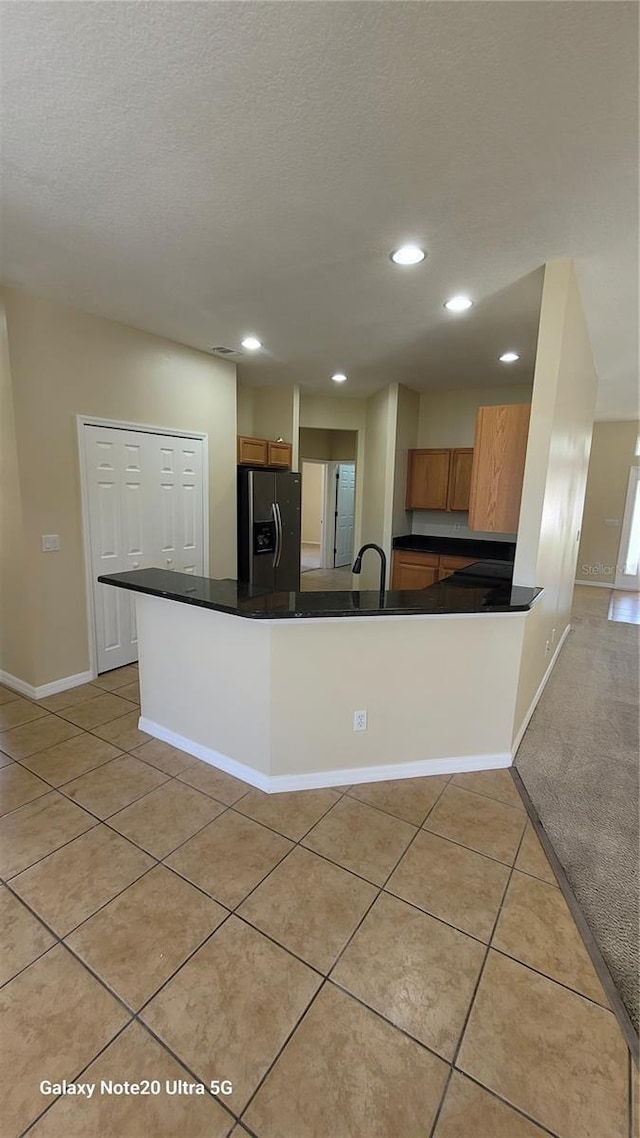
[{"x1": 237, "y1": 467, "x2": 302, "y2": 591}]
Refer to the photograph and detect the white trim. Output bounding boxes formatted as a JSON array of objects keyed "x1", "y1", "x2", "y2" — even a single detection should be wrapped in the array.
[
  {"x1": 138, "y1": 716, "x2": 511, "y2": 793},
  {"x1": 76, "y1": 415, "x2": 209, "y2": 677},
  {"x1": 0, "y1": 669, "x2": 94, "y2": 701},
  {"x1": 511, "y1": 623, "x2": 571, "y2": 756}
]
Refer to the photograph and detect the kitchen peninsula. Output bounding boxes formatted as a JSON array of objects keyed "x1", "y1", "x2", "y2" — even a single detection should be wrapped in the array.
[{"x1": 100, "y1": 567, "x2": 541, "y2": 792}]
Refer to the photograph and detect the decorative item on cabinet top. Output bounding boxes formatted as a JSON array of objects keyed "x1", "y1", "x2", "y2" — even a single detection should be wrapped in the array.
[
  {"x1": 405, "y1": 448, "x2": 473, "y2": 512},
  {"x1": 237, "y1": 436, "x2": 292, "y2": 468}
]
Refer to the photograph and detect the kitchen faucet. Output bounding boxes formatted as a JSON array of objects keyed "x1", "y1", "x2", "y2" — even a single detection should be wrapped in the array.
[{"x1": 352, "y1": 544, "x2": 387, "y2": 596}]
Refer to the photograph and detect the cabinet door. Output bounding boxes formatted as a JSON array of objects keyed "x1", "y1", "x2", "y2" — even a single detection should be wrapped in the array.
[
  {"x1": 469, "y1": 405, "x2": 531, "y2": 533},
  {"x1": 406, "y1": 450, "x2": 451, "y2": 509},
  {"x1": 448, "y1": 449, "x2": 474, "y2": 511},
  {"x1": 267, "y1": 441, "x2": 292, "y2": 468},
  {"x1": 238, "y1": 436, "x2": 268, "y2": 465},
  {"x1": 391, "y1": 552, "x2": 439, "y2": 590}
]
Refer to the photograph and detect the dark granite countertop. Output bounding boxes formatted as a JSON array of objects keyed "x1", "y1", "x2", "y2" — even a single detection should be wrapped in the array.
[
  {"x1": 98, "y1": 567, "x2": 540, "y2": 619},
  {"x1": 392, "y1": 534, "x2": 516, "y2": 560}
]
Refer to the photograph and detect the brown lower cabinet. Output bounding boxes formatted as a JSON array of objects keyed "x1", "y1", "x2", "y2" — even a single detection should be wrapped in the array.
[{"x1": 392, "y1": 550, "x2": 478, "y2": 589}]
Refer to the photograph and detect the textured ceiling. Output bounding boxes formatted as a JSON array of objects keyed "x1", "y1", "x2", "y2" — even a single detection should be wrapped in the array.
[{"x1": 2, "y1": 2, "x2": 637, "y2": 416}]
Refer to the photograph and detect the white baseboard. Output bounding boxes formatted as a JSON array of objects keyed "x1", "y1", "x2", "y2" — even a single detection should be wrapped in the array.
[
  {"x1": 0, "y1": 669, "x2": 94, "y2": 701},
  {"x1": 138, "y1": 715, "x2": 511, "y2": 793},
  {"x1": 511, "y1": 623, "x2": 571, "y2": 757}
]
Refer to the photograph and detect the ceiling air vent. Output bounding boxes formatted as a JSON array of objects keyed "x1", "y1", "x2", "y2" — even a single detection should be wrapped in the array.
[{"x1": 210, "y1": 345, "x2": 241, "y2": 357}]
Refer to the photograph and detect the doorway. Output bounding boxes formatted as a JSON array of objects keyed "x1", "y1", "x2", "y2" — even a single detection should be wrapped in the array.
[
  {"x1": 301, "y1": 461, "x2": 326, "y2": 572},
  {"x1": 615, "y1": 466, "x2": 640, "y2": 590},
  {"x1": 79, "y1": 419, "x2": 208, "y2": 674}
]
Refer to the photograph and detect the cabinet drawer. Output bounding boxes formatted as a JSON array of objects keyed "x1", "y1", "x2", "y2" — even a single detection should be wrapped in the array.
[
  {"x1": 439, "y1": 556, "x2": 478, "y2": 571},
  {"x1": 391, "y1": 551, "x2": 440, "y2": 590}
]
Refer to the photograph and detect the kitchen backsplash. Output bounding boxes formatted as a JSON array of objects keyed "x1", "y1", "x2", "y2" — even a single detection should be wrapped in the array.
[{"x1": 411, "y1": 511, "x2": 517, "y2": 543}]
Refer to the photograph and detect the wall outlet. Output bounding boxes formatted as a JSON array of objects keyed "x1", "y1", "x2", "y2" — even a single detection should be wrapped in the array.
[{"x1": 353, "y1": 710, "x2": 367, "y2": 732}]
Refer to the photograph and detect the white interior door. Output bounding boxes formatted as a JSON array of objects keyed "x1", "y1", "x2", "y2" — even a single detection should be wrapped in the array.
[
  {"x1": 615, "y1": 467, "x2": 640, "y2": 590},
  {"x1": 334, "y1": 463, "x2": 356, "y2": 567},
  {"x1": 84, "y1": 425, "x2": 205, "y2": 673},
  {"x1": 148, "y1": 436, "x2": 204, "y2": 574}
]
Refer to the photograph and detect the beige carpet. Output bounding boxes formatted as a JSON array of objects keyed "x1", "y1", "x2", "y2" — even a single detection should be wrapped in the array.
[{"x1": 515, "y1": 586, "x2": 640, "y2": 1034}]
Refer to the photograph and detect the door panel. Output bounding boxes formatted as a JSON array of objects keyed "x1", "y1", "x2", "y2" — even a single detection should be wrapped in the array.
[
  {"x1": 86, "y1": 427, "x2": 148, "y2": 673},
  {"x1": 85, "y1": 426, "x2": 205, "y2": 673},
  {"x1": 275, "y1": 472, "x2": 301, "y2": 590},
  {"x1": 334, "y1": 464, "x2": 355, "y2": 567},
  {"x1": 248, "y1": 471, "x2": 277, "y2": 590}
]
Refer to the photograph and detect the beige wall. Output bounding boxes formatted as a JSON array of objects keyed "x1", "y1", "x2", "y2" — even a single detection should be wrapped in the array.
[
  {"x1": 252, "y1": 384, "x2": 298, "y2": 445},
  {"x1": 417, "y1": 384, "x2": 533, "y2": 448},
  {"x1": 392, "y1": 384, "x2": 421, "y2": 537},
  {"x1": 2, "y1": 286, "x2": 237, "y2": 688},
  {"x1": 360, "y1": 386, "x2": 397, "y2": 588},
  {"x1": 576, "y1": 421, "x2": 640, "y2": 584},
  {"x1": 299, "y1": 427, "x2": 357, "y2": 462},
  {"x1": 513, "y1": 260, "x2": 598, "y2": 738},
  {"x1": 301, "y1": 462, "x2": 324, "y2": 544},
  {"x1": 0, "y1": 301, "x2": 32, "y2": 680},
  {"x1": 236, "y1": 384, "x2": 255, "y2": 436}
]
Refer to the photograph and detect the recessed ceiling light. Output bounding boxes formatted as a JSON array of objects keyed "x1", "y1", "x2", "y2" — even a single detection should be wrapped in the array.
[
  {"x1": 390, "y1": 244, "x2": 426, "y2": 265},
  {"x1": 444, "y1": 295, "x2": 473, "y2": 312},
  {"x1": 499, "y1": 351, "x2": 520, "y2": 363},
  {"x1": 241, "y1": 336, "x2": 262, "y2": 351},
  {"x1": 331, "y1": 373, "x2": 348, "y2": 384}
]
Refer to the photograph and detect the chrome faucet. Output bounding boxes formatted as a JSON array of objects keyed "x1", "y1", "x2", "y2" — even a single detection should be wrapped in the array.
[{"x1": 352, "y1": 544, "x2": 387, "y2": 595}]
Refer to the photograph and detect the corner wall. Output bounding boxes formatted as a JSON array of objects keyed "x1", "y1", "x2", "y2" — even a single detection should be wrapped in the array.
[
  {"x1": 513, "y1": 260, "x2": 598, "y2": 739},
  {"x1": 3, "y1": 287, "x2": 238, "y2": 688}
]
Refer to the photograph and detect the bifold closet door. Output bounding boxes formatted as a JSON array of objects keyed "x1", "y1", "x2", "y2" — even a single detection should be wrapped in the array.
[{"x1": 85, "y1": 426, "x2": 205, "y2": 674}]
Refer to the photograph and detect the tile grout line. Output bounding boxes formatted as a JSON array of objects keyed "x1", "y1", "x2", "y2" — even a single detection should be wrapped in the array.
[
  {"x1": 236, "y1": 778, "x2": 455, "y2": 1126},
  {"x1": 426, "y1": 816, "x2": 529, "y2": 1138},
  {"x1": 4, "y1": 741, "x2": 618, "y2": 1017},
  {"x1": 4, "y1": 699, "x2": 630, "y2": 1134},
  {"x1": 12, "y1": 904, "x2": 241, "y2": 1136}
]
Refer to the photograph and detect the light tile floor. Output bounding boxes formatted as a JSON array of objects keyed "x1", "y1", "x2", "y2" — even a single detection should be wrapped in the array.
[{"x1": 0, "y1": 666, "x2": 636, "y2": 1138}]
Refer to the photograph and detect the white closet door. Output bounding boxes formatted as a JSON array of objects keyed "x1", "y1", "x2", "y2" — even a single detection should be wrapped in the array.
[
  {"x1": 85, "y1": 426, "x2": 151, "y2": 673},
  {"x1": 85, "y1": 426, "x2": 205, "y2": 674},
  {"x1": 148, "y1": 435, "x2": 204, "y2": 574}
]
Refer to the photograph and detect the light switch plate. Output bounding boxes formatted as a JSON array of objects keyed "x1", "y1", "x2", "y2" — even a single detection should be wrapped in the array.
[{"x1": 41, "y1": 534, "x2": 60, "y2": 552}]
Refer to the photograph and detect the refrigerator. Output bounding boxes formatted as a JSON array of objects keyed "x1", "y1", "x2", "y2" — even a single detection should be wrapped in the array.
[{"x1": 237, "y1": 467, "x2": 302, "y2": 591}]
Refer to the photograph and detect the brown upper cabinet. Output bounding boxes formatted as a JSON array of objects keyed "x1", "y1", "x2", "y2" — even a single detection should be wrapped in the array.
[
  {"x1": 267, "y1": 441, "x2": 292, "y2": 467},
  {"x1": 237, "y1": 436, "x2": 292, "y2": 468},
  {"x1": 405, "y1": 447, "x2": 473, "y2": 512},
  {"x1": 447, "y1": 449, "x2": 474, "y2": 511},
  {"x1": 468, "y1": 404, "x2": 531, "y2": 533}
]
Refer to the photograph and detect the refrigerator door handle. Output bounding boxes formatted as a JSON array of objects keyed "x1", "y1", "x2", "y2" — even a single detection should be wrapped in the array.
[
  {"x1": 274, "y1": 502, "x2": 283, "y2": 567},
  {"x1": 270, "y1": 502, "x2": 279, "y2": 568}
]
